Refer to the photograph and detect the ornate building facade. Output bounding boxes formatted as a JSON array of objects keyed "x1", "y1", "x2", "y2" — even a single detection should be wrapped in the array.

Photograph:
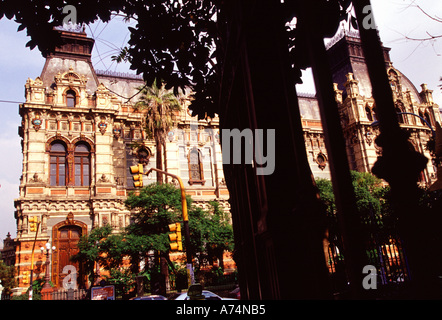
[
  {"x1": 299, "y1": 30, "x2": 440, "y2": 185},
  {"x1": 12, "y1": 28, "x2": 228, "y2": 295},
  {"x1": 8, "y1": 27, "x2": 440, "y2": 295}
]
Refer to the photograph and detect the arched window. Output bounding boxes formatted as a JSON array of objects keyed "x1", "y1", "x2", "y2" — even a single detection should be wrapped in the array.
[
  {"x1": 188, "y1": 148, "x2": 205, "y2": 185},
  {"x1": 74, "y1": 143, "x2": 90, "y2": 186},
  {"x1": 50, "y1": 142, "x2": 67, "y2": 186},
  {"x1": 424, "y1": 110, "x2": 434, "y2": 127},
  {"x1": 395, "y1": 107, "x2": 403, "y2": 123},
  {"x1": 66, "y1": 90, "x2": 76, "y2": 108},
  {"x1": 389, "y1": 69, "x2": 400, "y2": 93},
  {"x1": 396, "y1": 104, "x2": 406, "y2": 124},
  {"x1": 371, "y1": 106, "x2": 377, "y2": 122},
  {"x1": 365, "y1": 106, "x2": 373, "y2": 122},
  {"x1": 419, "y1": 110, "x2": 426, "y2": 126}
]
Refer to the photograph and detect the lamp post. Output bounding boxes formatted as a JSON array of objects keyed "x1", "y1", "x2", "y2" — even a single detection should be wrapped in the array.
[{"x1": 40, "y1": 242, "x2": 56, "y2": 296}]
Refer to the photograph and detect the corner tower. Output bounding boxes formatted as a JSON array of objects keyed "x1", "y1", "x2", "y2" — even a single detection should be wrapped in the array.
[
  {"x1": 40, "y1": 26, "x2": 99, "y2": 92},
  {"x1": 13, "y1": 27, "x2": 131, "y2": 296},
  {"x1": 326, "y1": 30, "x2": 440, "y2": 183}
]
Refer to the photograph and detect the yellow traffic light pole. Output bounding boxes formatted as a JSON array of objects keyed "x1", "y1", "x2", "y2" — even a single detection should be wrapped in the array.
[
  {"x1": 168, "y1": 222, "x2": 183, "y2": 251},
  {"x1": 28, "y1": 218, "x2": 41, "y2": 300},
  {"x1": 143, "y1": 168, "x2": 195, "y2": 285}
]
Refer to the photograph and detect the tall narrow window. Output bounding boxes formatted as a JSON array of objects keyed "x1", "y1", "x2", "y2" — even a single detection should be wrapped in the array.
[
  {"x1": 50, "y1": 143, "x2": 67, "y2": 186},
  {"x1": 74, "y1": 143, "x2": 90, "y2": 186},
  {"x1": 188, "y1": 148, "x2": 205, "y2": 185},
  {"x1": 424, "y1": 110, "x2": 434, "y2": 128},
  {"x1": 66, "y1": 90, "x2": 76, "y2": 108},
  {"x1": 396, "y1": 106, "x2": 405, "y2": 124},
  {"x1": 371, "y1": 107, "x2": 377, "y2": 122},
  {"x1": 365, "y1": 106, "x2": 373, "y2": 122},
  {"x1": 419, "y1": 110, "x2": 426, "y2": 126}
]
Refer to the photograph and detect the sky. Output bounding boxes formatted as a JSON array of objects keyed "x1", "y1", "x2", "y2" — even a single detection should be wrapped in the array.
[{"x1": 0, "y1": 0, "x2": 441, "y2": 244}]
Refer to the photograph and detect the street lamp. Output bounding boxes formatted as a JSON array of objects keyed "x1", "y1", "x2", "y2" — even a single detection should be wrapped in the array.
[{"x1": 40, "y1": 242, "x2": 56, "y2": 290}]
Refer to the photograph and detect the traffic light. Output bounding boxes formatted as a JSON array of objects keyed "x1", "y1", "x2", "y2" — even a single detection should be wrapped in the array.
[
  {"x1": 22, "y1": 271, "x2": 29, "y2": 284},
  {"x1": 29, "y1": 216, "x2": 39, "y2": 232},
  {"x1": 168, "y1": 222, "x2": 183, "y2": 251},
  {"x1": 130, "y1": 163, "x2": 144, "y2": 187}
]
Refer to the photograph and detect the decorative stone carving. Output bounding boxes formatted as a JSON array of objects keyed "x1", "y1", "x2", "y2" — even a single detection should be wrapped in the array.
[
  {"x1": 98, "y1": 119, "x2": 108, "y2": 135},
  {"x1": 29, "y1": 173, "x2": 43, "y2": 183},
  {"x1": 31, "y1": 114, "x2": 42, "y2": 131},
  {"x1": 98, "y1": 174, "x2": 110, "y2": 183},
  {"x1": 113, "y1": 124, "x2": 122, "y2": 139}
]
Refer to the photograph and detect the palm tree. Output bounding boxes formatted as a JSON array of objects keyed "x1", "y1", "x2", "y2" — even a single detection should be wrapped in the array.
[{"x1": 135, "y1": 78, "x2": 183, "y2": 184}]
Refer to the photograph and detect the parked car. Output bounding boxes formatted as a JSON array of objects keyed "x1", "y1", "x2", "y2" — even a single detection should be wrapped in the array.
[
  {"x1": 229, "y1": 287, "x2": 240, "y2": 299},
  {"x1": 130, "y1": 295, "x2": 167, "y2": 300},
  {"x1": 171, "y1": 290, "x2": 237, "y2": 300}
]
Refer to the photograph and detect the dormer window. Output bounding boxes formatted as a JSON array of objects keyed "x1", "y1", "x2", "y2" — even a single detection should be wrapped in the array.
[
  {"x1": 188, "y1": 147, "x2": 205, "y2": 185},
  {"x1": 66, "y1": 90, "x2": 76, "y2": 107}
]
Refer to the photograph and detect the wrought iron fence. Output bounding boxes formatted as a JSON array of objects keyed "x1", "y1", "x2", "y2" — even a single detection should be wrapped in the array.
[
  {"x1": 324, "y1": 208, "x2": 411, "y2": 297},
  {"x1": 49, "y1": 288, "x2": 87, "y2": 300}
]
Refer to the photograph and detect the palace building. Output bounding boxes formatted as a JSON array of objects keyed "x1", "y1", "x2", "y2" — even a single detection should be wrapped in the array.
[
  {"x1": 5, "y1": 25, "x2": 440, "y2": 295},
  {"x1": 300, "y1": 29, "x2": 440, "y2": 184},
  {"x1": 10, "y1": 26, "x2": 229, "y2": 295}
]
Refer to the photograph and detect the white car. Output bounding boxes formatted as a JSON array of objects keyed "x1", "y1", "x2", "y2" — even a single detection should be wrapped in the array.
[
  {"x1": 171, "y1": 290, "x2": 236, "y2": 300},
  {"x1": 129, "y1": 295, "x2": 167, "y2": 300}
]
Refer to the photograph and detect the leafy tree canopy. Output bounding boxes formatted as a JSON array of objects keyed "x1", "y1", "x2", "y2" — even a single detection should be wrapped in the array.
[
  {"x1": 73, "y1": 183, "x2": 234, "y2": 284},
  {"x1": 0, "y1": 0, "x2": 355, "y2": 119},
  {"x1": 134, "y1": 78, "x2": 183, "y2": 141},
  {"x1": 316, "y1": 170, "x2": 388, "y2": 218},
  {"x1": 0, "y1": 256, "x2": 16, "y2": 297}
]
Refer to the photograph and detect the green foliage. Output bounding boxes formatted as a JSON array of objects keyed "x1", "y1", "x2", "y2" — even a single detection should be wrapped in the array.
[
  {"x1": 0, "y1": 257, "x2": 16, "y2": 297},
  {"x1": 315, "y1": 178, "x2": 336, "y2": 215},
  {"x1": 350, "y1": 170, "x2": 384, "y2": 217},
  {"x1": 316, "y1": 171, "x2": 394, "y2": 249},
  {"x1": 104, "y1": 268, "x2": 136, "y2": 297},
  {"x1": 316, "y1": 171, "x2": 388, "y2": 217},
  {"x1": 134, "y1": 78, "x2": 183, "y2": 143},
  {"x1": 10, "y1": 279, "x2": 55, "y2": 300},
  {"x1": 316, "y1": 170, "x2": 393, "y2": 232},
  {"x1": 73, "y1": 182, "x2": 234, "y2": 293},
  {"x1": 125, "y1": 183, "x2": 186, "y2": 238},
  {"x1": 71, "y1": 224, "x2": 113, "y2": 284},
  {"x1": 189, "y1": 201, "x2": 234, "y2": 270},
  {"x1": 0, "y1": 0, "x2": 353, "y2": 119}
]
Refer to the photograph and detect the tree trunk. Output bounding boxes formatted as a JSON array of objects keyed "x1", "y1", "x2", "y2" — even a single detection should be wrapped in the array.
[
  {"x1": 155, "y1": 133, "x2": 163, "y2": 184},
  {"x1": 218, "y1": 0, "x2": 331, "y2": 299},
  {"x1": 160, "y1": 255, "x2": 170, "y2": 293},
  {"x1": 163, "y1": 141, "x2": 168, "y2": 184}
]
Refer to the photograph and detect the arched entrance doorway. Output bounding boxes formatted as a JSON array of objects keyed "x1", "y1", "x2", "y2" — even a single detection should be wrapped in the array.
[{"x1": 52, "y1": 214, "x2": 88, "y2": 288}]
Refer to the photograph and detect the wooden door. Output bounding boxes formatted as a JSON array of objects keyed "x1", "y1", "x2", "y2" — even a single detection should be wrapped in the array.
[{"x1": 56, "y1": 225, "x2": 82, "y2": 288}]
